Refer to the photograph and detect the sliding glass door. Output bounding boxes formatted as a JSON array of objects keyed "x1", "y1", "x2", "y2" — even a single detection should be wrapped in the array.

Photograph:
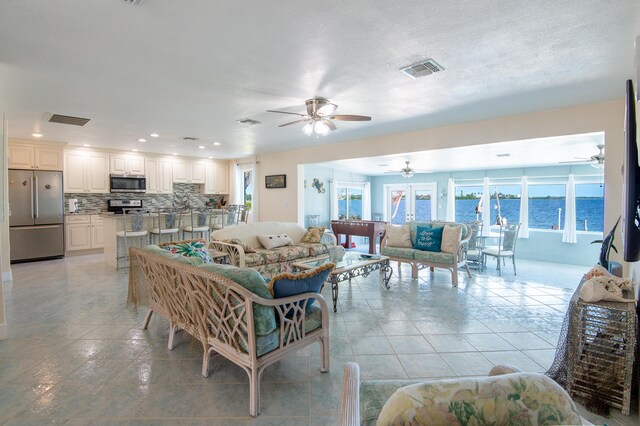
[{"x1": 384, "y1": 183, "x2": 437, "y2": 225}]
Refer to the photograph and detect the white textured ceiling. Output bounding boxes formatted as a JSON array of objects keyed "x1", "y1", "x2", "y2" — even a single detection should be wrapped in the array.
[
  {"x1": 0, "y1": 1, "x2": 638, "y2": 159},
  {"x1": 316, "y1": 132, "x2": 606, "y2": 175}
]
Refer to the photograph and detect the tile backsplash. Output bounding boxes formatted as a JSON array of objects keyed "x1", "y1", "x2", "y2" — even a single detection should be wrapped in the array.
[{"x1": 64, "y1": 184, "x2": 227, "y2": 214}]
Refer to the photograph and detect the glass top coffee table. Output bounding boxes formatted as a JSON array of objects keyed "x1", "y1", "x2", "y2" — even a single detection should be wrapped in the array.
[{"x1": 292, "y1": 252, "x2": 393, "y2": 312}]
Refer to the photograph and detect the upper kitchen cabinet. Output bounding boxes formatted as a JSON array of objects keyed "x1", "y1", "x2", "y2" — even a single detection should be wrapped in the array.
[
  {"x1": 202, "y1": 162, "x2": 229, "y2": 194},
  {"x1": 110, "y1": 154, "x2": 145, "y2": 175},
  {"x1": 173, "y1": 160, "x2": 205, "y2": 184},
  {"x1": 64, "y1": 150, "x2": 109, "y2": 193},
  {"x1": 145, "y1": 157, "x2": 173, "y2": 194},
  {"x1": 8, "y1": 143, "x2": 64, "y2": 171}
]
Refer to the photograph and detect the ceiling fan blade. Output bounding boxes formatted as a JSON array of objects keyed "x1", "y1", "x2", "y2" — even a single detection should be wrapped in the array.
[
  {"x1": 329, "y1": 114, "x2": 372, "y2": 121},
  {"x1": 558, "y1": 160, "x2": 589, "y2": 164},
  {"x1": 266, "y1": 110, "x2": 308, "y2": 117},
  {"x1": 322, "y1": 119, "x2": 337, "y2": 131},
  {"x1": 278, "y1": 119, "x2": 310, "y2": 128}
]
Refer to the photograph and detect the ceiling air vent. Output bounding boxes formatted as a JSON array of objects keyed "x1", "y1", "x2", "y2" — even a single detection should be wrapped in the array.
[
  {"x1": 237, "y1": 118, "x2": 261, "y2": 125},
  {"x1": 182, "y1": 137, "x2": 199, "y2": 141},
  {"x1": 400, "y1": 59, "x2": 444, "y2": 79},
  {"x1": 48, "y1": 114, "x2": 91, "y2": 126},
  {"x1": 122, "y1": 0, "x2": 144, "y2": 5}
]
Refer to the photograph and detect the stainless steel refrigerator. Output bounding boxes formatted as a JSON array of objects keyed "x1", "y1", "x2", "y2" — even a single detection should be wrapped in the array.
[{"x1": 9, "y1": 169, "x2": 64, "y2": 262}]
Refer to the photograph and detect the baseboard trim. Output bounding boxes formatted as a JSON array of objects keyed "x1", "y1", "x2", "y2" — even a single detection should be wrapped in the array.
[
  {"x1": 2, "y1": 270, "x2": 11, "y2": 282},
  {"x1": 0, "y1": 322, "x2": 7, "y2": 340}
]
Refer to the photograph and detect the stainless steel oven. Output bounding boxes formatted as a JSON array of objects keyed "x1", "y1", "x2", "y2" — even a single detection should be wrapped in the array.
[{"x1": 110, "y1": 175, "x2": 146, "y2": 193}]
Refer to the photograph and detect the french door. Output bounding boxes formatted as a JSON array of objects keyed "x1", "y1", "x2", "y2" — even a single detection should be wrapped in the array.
[{"x1": 384, "y1": 183, "x2": 437, "y2": 225}]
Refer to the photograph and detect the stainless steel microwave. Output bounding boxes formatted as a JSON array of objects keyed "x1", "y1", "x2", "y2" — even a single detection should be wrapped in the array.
[{"x1": 110, "y1": 174, "x2": 146, "y2": 193}]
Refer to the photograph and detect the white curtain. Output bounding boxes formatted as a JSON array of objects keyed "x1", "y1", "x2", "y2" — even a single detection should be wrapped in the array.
[
  {"x1": 362, "y1": 182, "x2": 371, "y2": 220},
  {"x1": 562, "y1": 174, "x2": 577, "y2": 244},
  {"x1": 330, "y1": 180, "x2": 339, "y2": 220},
  {"x1": 481, "y1": 177, "x2": 491, "y2": 230},
  {"x1": 519, "y1": 176, "x2": 529, "y2": 238},
  {"x1": 250, "y1": 159, "x2": 259, "y2": 222},
  {"x1": 230, "y1": 162, "x2": 243, "y2": 205},
  {"x1": 446, "y1": 178, "x2": 455, "y2": 221}
]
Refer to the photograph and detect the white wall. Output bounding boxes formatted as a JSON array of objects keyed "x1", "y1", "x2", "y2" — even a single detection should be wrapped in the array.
[
  {"x1": 0, "y1": 113, "x2": 8, "y2": 338},
  {"x1": 256, "y1": 100, "x2": 628, "y2": 270}
]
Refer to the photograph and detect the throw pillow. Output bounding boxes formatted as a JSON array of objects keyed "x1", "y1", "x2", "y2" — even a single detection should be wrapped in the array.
[
  {"x1": 160, "y1": 239, "x2": 213, "y2": 263},
  {"x1": 222, "y1": 238, "x2": 256, "y2": 253},
  {"x1": 440, "y1": 225, "x2": 462, "y2": 254},
  {"x1": 257, "y1": 234, "x2": 294, "y2": 250},
  {"x1": 413, "y1": 226, "x2": 443, "y2": 252},
  {"x1": 267, "y1": 263, "x2": 334, "y2": 308},
  {"x1": 384, "y1": 224, "x2": 412, "y2": 248},
  {"x1": 301, "y1": 226, "x2": 326, "y2": 243}
]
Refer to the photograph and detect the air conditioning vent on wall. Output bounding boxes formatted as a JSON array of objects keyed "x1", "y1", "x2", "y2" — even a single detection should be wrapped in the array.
[
  {"x1": 400, "y1": 59, "x2": 445, "y2": 79},
  {"x1": 48, "y1": 114, "x2": 91, "y2": 126}
]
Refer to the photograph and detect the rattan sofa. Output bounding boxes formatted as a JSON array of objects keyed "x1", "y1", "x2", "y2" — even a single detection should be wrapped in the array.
[
  {"x1": 380, "y1": 221, "x2": 472, "y2": 286},
  {"x1": 209, "y1": 221, "x2": 337, "y2": 279},
  {"x1": 128, "y1": 246, "x2": 331, "y2": 417}
]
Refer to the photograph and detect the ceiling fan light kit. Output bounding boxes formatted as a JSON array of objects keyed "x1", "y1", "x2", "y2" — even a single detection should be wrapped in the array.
[{"x1": 267, "y1": 97, "x2": 371, "y2": 137}]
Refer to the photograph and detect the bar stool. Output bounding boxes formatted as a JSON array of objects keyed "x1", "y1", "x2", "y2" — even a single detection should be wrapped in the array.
[
  {"x1": 149, "y1": 208, "x2": 182, "y2": 244},
  {"x1": 116, "y1": 208, "x2": 151, "y2": 269},
  {"x1": 181, "y1": 208, "x2": 211, "y2": 242}
]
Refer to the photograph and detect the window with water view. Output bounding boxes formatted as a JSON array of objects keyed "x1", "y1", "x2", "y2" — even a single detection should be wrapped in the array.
[{"x1": 338, "y1": 187, "x2": 363, "y2": 220}]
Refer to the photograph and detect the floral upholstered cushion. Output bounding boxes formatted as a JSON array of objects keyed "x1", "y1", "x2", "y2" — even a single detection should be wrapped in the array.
[
  {"x1": 381, "y1": 246, "x2": 417, "y2": 259},
  {"x1": 143, "y1": 244, "x2": 206, "y2": 266},
  {"x1": 385, "y1": 224, "x2": 412, "y2": 248},
  {"x1": 267, "y1": 263, "x2": 334, "y2": 307},
  {"x1": 440, "y1": 224, "x2": 462, "y2": 254},
  {"x1": 301, "y1": 226, "x2": 326, "y2": 243},
  {"x1": 198, "y1": 263, "x2": 276, "y2": 336},
  {"x1": 272, "y1": 245, "x2": 310, "y2": 261},
  {"x1": 161, "y1": 239, "x2": 213, "y2": 263},
  {"x1": 376, "y1": 372, "x2": 582, "y2": 426},
  {"x1": 413, "y1": 250, "x2": 454, "y2": 264},
  {"x1": 298, "y1": 242, "x2": 331, "y2": 257},
  {"x1": 245, "y1": 250, "x2": 283, "y2": 267},
  {"x1": 222, "y1": 238, "x2": 256, "y2": 253}
]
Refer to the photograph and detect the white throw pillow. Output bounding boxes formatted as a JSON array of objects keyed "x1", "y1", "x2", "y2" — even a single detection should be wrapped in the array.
[
  {"x1": 440, "y1": 225, "x2": 462, "y2": 254},
  {"x1": 385, "y1": 225, "x2": 412, "y2": 248},
  {"x1": 257, "y1": 234, "x2": 294, "y2": 250}
]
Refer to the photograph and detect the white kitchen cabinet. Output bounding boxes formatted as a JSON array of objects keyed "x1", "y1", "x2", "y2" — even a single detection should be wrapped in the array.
[
  {"x1": 65, "y1": 215, "x2": 104, "y2": 252},
  {"x1": 110, "y1": 154, "x2": 145, "y2": 175},
  {"x1": 173, "y1": 160, "x2": 205, "y2": 184},
  {"x1": 64, "y1": 150, "x2": 109, "y2": 193},
  {"x1": 90, "y1": 215, "x2": 104, "y2": 248},
  {"x1": 9, "y1": 144, "x2": 63, "y2": 171},
  {"x1": 65, "y1": 215, "x2": 92, "y2": 251},
  {"x1": 202, "y1": 162, "x2": 229, "y2": 194},
  {"x1": 145, "y1": 157, "x2": 173, "y2": 194}
]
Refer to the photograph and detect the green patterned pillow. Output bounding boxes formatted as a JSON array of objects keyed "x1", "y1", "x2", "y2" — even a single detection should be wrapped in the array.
[{"x1": 161, "y1": 239, "x2": 213, "y2": 263}]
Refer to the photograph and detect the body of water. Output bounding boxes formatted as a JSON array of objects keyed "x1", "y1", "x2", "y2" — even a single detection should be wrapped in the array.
[{"x1": 338, "y1": 197, "x2": 604, "y2": 231}]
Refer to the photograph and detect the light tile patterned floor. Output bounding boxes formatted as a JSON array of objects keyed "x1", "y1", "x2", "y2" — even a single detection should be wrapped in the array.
[{"x1": 0, "y1": 254, "x2": 637, "y2": 424}]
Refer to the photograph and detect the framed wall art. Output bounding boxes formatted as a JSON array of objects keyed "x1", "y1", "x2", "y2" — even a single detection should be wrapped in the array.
[{"x1": 265, "y1": 174, "x2": 286, "y2": 189}]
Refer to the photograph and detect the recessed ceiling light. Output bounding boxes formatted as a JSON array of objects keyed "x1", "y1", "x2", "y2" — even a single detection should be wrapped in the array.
[
  {"x1": 83, "y1": 144, "x2": 91, "y2": 147},
  {"x1": 32, "y1": 133, "x2": 43, "y2": 137},
  {"x1": 198, "y1": 145, "x2": 205, "y2": 149},
  {"x1": 172, "y1": 152, "x2": 178, "y2": 155},
  {"x1": 132, "y1": 149, "x2": 138, "y2": 152},
  {"x1": 208, "y1": 156, "x2": 213, "y2": 159},
  {"x1": 213, "y1": 142, "x2": 221, "y2": 146},
  {"x1": 138, "y1": 138, "x2": 147, "y2": 143},
  {"x1": 150, "y1": 133, "x2": 159, "y2": 138}
]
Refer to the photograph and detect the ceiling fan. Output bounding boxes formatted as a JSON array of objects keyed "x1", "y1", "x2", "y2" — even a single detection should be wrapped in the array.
[
  {"x1": 384, "y1": 161, "x2": 429, "y2": 178},
  {"x1": 267, "y1": 98, "x2": 371, "y2": 136},
  {"x1": 559, "y1": 144, "x2": 605, "y2": 169}
]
